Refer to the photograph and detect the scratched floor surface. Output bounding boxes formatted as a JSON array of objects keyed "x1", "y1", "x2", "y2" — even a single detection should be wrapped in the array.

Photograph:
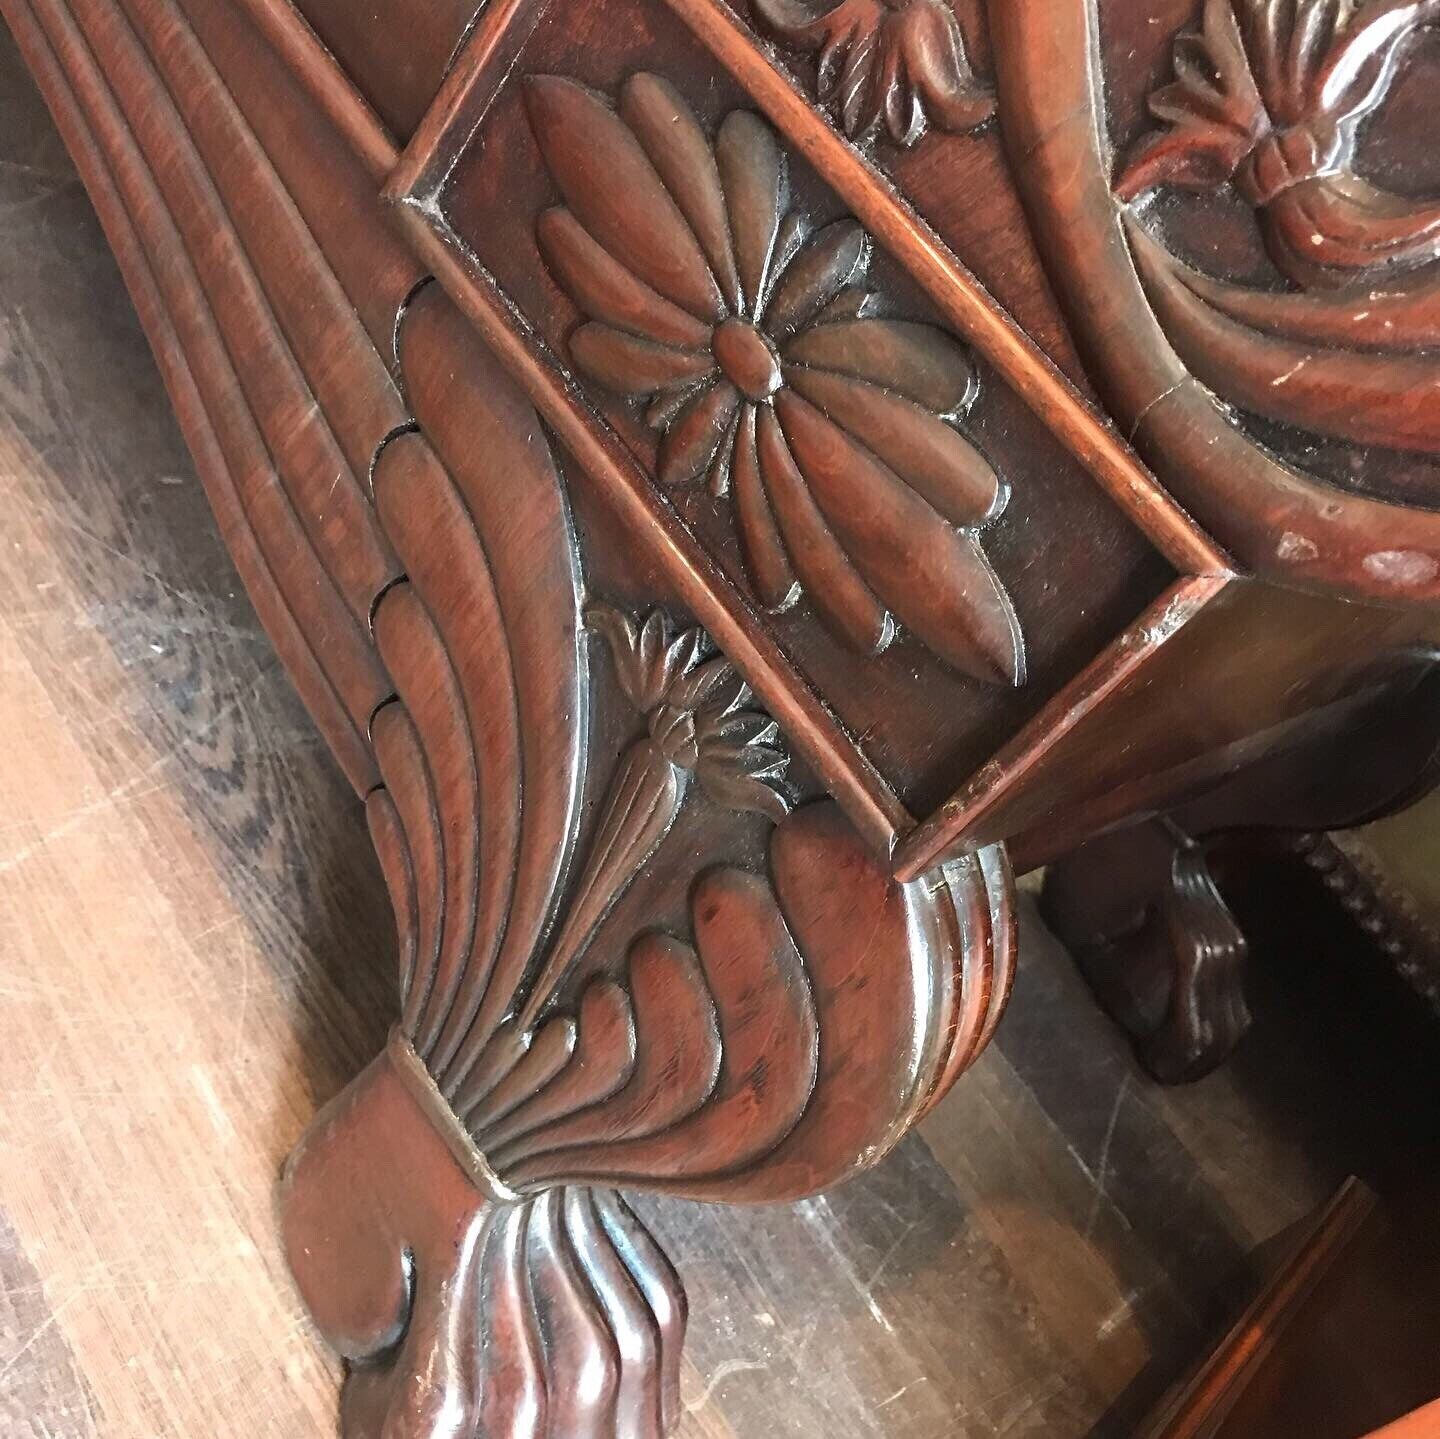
[{"x1": 2, "y1": 23, "x2": 1437, "y2": 1439}]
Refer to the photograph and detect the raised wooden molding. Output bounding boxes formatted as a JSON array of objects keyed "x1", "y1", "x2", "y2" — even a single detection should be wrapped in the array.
[
  {"x1": 991, "y1": 0, "x2": 1440, "y2": 604},
  {"x1": 7, "y1": 0, "x2": 1440, "y2": 1432},
  {"x1": 281, "y1": 279, "x2": 1015, "y2": 1431}
]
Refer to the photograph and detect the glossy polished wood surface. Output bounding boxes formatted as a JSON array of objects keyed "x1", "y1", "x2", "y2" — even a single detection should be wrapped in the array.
[
  {"x1": 5, "y1": 46, "x2": 1438, "y2": 1435},
  {"x1": 4, "y1": 0, "x2": 1440, "y2": 1432}
]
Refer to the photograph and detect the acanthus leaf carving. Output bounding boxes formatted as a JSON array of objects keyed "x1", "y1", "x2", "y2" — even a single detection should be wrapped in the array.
[
  {"x1": 524, "y1": 71, "x2": 1024, "y2": 687},
  {"x1": 1117, "y1": 0, "x2": 1440, "y2": 285},
  {"x1": 752, "y1": 0, "x2": 995, "y2": 147},
  {"x1": 282, "y1": 278, "x2": 1015, "y2": 1439},
  {"x1": 1110, "y1": 0, "x2": 1440, "y2": 458}
]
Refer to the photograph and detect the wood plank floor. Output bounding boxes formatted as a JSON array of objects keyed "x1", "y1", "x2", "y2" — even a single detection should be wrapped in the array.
[{"x1": 1, "y1": 25, "x2": 1436, "y2": 1437}]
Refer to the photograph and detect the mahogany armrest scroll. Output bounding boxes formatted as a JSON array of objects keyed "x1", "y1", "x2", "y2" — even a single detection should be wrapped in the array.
[
  {"x1": 8, "y1": 0, "x2": 1440, "y2": 1432},
  {"x1": 1, "y1": 0, "x2": 1014, "y2": 1429}
]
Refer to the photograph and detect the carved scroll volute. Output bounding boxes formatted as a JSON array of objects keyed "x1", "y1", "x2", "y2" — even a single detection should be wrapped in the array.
[
  {"x1": 990, "y1": 0, "x2": 1440, "y2": 603},
  {"x1": 277, "y1": 317, "x2": 1012, "y2": 1437}
]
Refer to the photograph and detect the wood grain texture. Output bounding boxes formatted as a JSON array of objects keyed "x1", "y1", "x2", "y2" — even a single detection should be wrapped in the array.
[
  {"x1": 991, "y1": 0, "x2": 1440, "y2": 603},
  {"x1": 6, "y1": 37, "x2": 1438, "y2": 1435}
]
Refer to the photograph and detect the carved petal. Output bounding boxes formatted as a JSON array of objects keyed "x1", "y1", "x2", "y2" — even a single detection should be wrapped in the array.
[
  {"x1": 715, "y1": 110, "x2": 787, "y2": 316},
  {"x1": 524, "y1": 75, "x2": 726, "y2": 323},
  {"x1": 732, "y1": 404, "x2": 799, "y2": 609},
  {"x1": 571, "y1": 323, "x2": 716, "y2": 397},
  {"x1": 784, "y1": 363, "x2": 1006, "y2": 526},
  {"x1": 775, "y1": 389, "x2": 1024, "y2": 684},
  {"x1": 657, "y1": 381, "x2": 741, "y2": 487},
  {"x1": 762, "y1": 220, "x2": 869, "y2": 337},
  {"x1": 620, "y1": 73, "x2": 744, "y2": 313},
  {"x1": 755, "y1": 404, "x2": 893, "y2": 654},
  {"x1": 815, "y1": 8, "x2": 869, "y2": 102},
  {"x1": 783, "y1": 317, "x2": 976, "y2": 413},
  {"x1": 537, "y1": 207, "x2": 714, "y2": 350},
  {"x1": 758, "y1": 0, "x2": 991, "y2": 143},
  {"x1": 895, "y1": 0, "x2": 996, "y2": 135}
]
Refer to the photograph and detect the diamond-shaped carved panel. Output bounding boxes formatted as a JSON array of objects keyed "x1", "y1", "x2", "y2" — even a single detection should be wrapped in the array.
[{"x1": 386, "y1": 0, "x2": 1222, "y2": 851}]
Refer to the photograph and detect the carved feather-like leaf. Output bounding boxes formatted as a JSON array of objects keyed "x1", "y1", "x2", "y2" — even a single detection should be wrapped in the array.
[{"x1": 665, "y1": 653, "x2": 735, "y2": 714}]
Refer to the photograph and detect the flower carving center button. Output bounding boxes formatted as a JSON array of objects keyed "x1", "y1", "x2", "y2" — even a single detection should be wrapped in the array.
[{"x1": 713, "y1": 319, "x2": 783, "y2": 402}]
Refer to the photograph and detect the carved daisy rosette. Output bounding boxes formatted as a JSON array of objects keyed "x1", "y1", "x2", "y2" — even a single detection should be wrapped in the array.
[{"x1": 524, "y1": 71, "x2": 1024, "y2": 687}]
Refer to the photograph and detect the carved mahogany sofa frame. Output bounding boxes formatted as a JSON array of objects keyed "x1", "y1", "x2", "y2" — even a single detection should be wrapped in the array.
[{"x1": 5, "y1": 0, "x2": 1438, "y2": 1431}]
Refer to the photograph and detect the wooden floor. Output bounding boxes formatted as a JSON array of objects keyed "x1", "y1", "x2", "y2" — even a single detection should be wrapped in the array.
[{"x1": 2, "y1": 27, "x2": 1437, "y2": 1437}]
